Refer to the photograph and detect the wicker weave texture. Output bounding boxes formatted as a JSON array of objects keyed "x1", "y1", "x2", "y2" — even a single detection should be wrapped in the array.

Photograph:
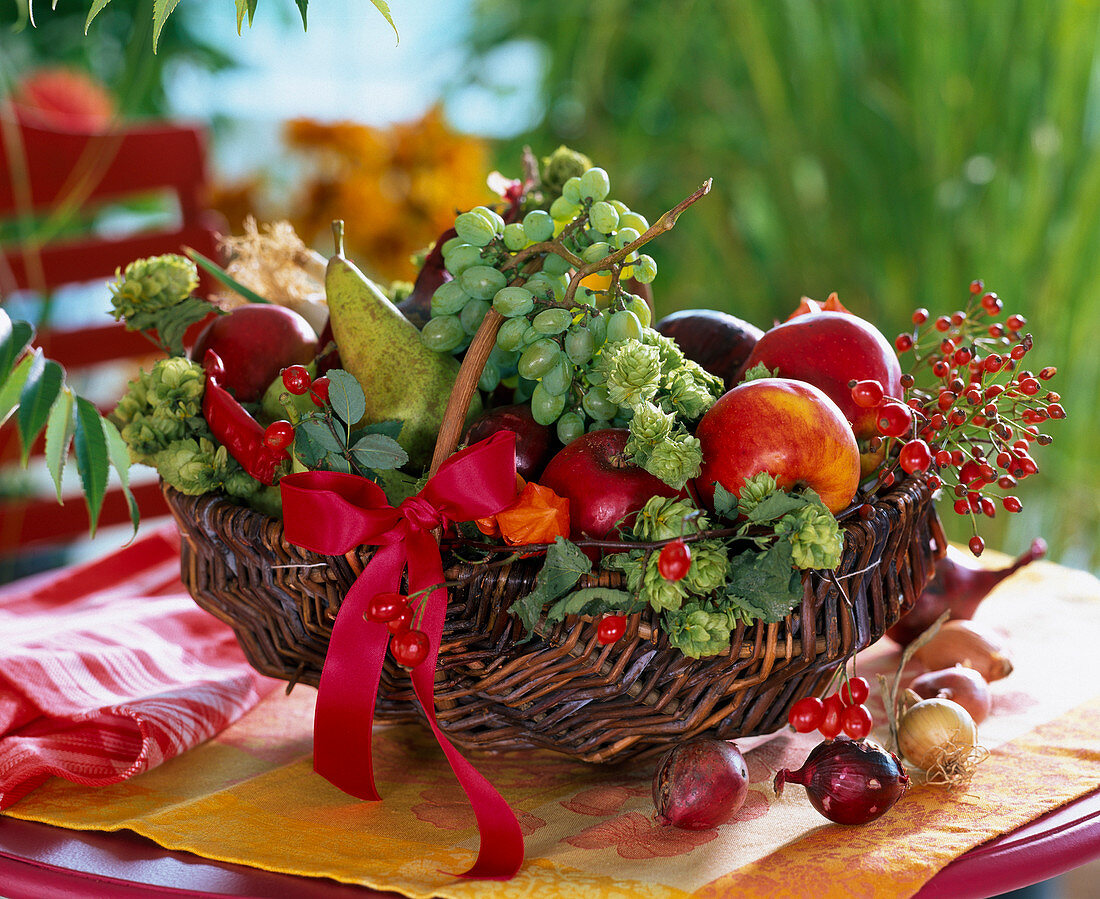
[{"x1": 166, "y1": 475, "x2": 942, "y2": 764}]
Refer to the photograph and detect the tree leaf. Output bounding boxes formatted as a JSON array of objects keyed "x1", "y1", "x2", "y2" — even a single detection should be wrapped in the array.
[
  {"x1": 370, "y1": 0, "x2": 399, "y2": 43},
  {"x1": 0, "y1": 311, "x2": 35, "y2": 378},
  {"x1": 545, "y1": 587, "x2": 640, "y2": 623},
  {"x1": 235, "y1": 0, "x2": 258, "y2": 32},
  {"x1": 151, "y1": 0, "x2": 182, "y2": 53},
  {"x1": 0, "y1": 352, "x2": 36, "y2": 427},
  {"x1": 325, "y1": 453, "x2": 352, "y2": 474},
  {"x1": 154, "y1": 296, "x2": 218, "y2": 357},
  {"x1": 507, "y1": 537, "x2": 592, "y2": 635},
  {"x1": 350, "y1": 419, "x2": 403, "y2": 443},
  {"x1": 84, "y1": 0, "x2": 113, "y2": 33},
  {"x1": 711, "y1": 482, "x2": 739, "y2": 519},
  {"x1": 721, "y1": 541, "x2": 802, "y2": 623},
  {"x1": 73, "y1": 396, "x2": 109, "y2": 536},
  {"x1": 327, "y1": 369, "x2": 367, "y2": 426},
  {"x1": 295, "y1": 0, "x2": 308, "y2": 29},
  {"x1": 102, "y1": 416, "x2": 140, "y2": 538},
  {"x1": 351, "y1": 432, "x2": 408, "y2": 471},
  {"x1": 185, "y1": 247, "x2": 271, "y2": 304},
  {"x1": 44, "y1": 387, "x2": 75, "y2": 503},
  {"x1": 17, "y1": 356, "x2": 63, "y2": 464},
  {"x1": 746, "y1": 489, "x2": 808, "y2": 524}
]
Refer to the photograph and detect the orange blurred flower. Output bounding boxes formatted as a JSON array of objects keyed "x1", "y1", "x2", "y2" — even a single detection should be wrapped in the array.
[{"x1": 11, "y1": 68, "x2": 115, "y2": 131}]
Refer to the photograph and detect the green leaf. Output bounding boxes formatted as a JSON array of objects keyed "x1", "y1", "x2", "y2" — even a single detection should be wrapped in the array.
[
  {"x1": 0, "y1": 352, "x2": 36, "y2": 427},
  {"x1": 370, "y1": 0, "x2": 399, "y2": 43},
  {"x1": 506, "y1": 537, "x2": 592, "y2": 635},
  {"x1": 185, "y1": 247, "x2": 271, "y2": 305},
  {"x1": 721, "y1": 541, "x2": 802, "y2": 624},
  {"x1": 102, "y1": 416, "x2": 140, "y2": 538},
  {"x1": 84, "y1": 0, "x2": 113, "y2": 33},
  {"x1": 151, "y1": 0, "x2": 182, "y2": 53},
  {"x1": 327, "y1": 369, "x2": 367, "y2": 426},
  {"x1": 16, "y1": 355, "x2": 63, "y2": 464},
  {"x1": 73, "y1": 396, "x2": 110, "y2": 536},
  {"x1": 351, "y1": 433, "x2": 408, "y2": 471},
  {"x1": 545, "y1": 587, "x2": 641, "y2": 623},
  {"x1": 746, "y1": 489, "x2": 809, "y2": 524},
  {"x1": 742, "y1": 362, "x2": 775, "y2": 382},
  {"x1": 44, "y1": 387, "x2": 75, "y2": 502},
  {"x1": 154, "y1": 296, "x2": 218, "y2": 357},
  {"x1": 325, "y1": 453, "x2": 353, "y2": 474},
  {"x1": 711, "y1": 482, "x2": 739, "y2": 519},
  {"x1": 295, "y1": 0, "x2": 308, "y2": 29},
  {"x1": 298, "y1": 418, "x2": 343, "y2": 454},
  {"x1": 0, "y1": 312, "x2": 35, "y2": 378},
  {"x1": 350, "y1": 419, "x2": 404, "y2": 442},
  {"x1": 235, "y1": 0, "x2": 258, "y2": 31}
]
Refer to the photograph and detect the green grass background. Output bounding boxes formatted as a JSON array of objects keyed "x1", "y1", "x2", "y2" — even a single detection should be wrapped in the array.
[{"x1": 469, "y1": 0, "x2": 1100, "y2": 571}]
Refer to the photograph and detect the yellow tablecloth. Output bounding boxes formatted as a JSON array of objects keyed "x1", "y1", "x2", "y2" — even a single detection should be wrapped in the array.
[{"x1": 5, "y1": 557, "x2": 1100, "y2": 898}]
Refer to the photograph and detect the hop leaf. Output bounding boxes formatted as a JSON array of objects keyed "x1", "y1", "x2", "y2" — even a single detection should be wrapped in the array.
[{"x1": 109, "y1": 254, "x2": 199, "y2": 321}]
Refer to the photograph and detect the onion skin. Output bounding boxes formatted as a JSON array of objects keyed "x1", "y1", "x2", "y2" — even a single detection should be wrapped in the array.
[
  {"x1": 898, "y1": 698, "x2": 977, "y2": 771},
  {"x1": 909, "y1": 666, "x2": 992, "y2": 724},
  {"x1": 912, "y1": 620, "x2": 1013, "y2": 682},
  {"x1": 888, "y1": 539, "x2": 1046, "y2": 647},
  {"x1": 774, "y1": 739, "x2": 909, "y2": 825},
  {"x1": 653, "y1": 739, "x2": 749, "y2": 829}
]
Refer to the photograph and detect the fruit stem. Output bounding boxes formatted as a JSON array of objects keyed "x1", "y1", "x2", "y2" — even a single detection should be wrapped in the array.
[{"x1": 331, "y1": 220, "x2": 345, "y2": 257}]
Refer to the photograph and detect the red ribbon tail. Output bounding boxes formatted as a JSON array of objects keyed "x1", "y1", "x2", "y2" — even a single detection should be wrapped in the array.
[{"x1": 406, "y1": 530, "x2": 525, "y2": 879}]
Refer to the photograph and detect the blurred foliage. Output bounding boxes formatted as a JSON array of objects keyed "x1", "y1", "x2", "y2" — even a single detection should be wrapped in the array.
[{"x1": 467, "y1": 0, "x2": 1100, "y2": 569}]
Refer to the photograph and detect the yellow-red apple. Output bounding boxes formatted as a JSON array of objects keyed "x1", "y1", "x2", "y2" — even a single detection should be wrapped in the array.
[{"x1": 693, "y1": 378, "x2": 861, "y2": 514}]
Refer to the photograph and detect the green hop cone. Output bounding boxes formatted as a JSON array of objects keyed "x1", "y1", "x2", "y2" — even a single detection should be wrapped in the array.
[
  {"x1": 664, "y1": 368, "x2": 718, "y2": 421},
  {"x1": 148, "y1": 357, "x2": 205, "y2": 420},
  {"x1": 224, "y1": 466, "x2": 261, "y2": 500},
  {"x1": 602, "y1": 340, "x2": 662, "y2": 409},
  {"x1": 783, "y1": 503, "x2": 844, "y2": 570},
  {"x1": 109, "y1": 254, "x2": 199, "y2": 322},
  {"x1": 682, "y1": 542, "x2": 729, "y2": 594},
  {"x1": 632, "y1": 495, "x2": 708, "y2": 541},
  {"x1": 643, "y1": 328, "x2": 687, "y2": 375},
  {"x1": 540, "y1": 145, "x2": 593, "y2": 197},
  {"x1": 120, "y1": 414, "x2": 188, "y2": 464},
  {"x1": 628, "y1": 400, "x2": 674, "y2": 444},
  {"x1": 155, "y1": 438, "x2": 231, "y2": 496},
  {"x1": 664, "y1": 601, "x2": 735, "y2": 659},
  {"x1": 642, "y1": 433, "x2": 702, "y2": 491},
  {"x1": 111, "y1": 369, "x2": 154, "y2": 429},
  {"x1": 738, "y1": 472, "x2": 780, "y2": 515},
  {"x1": 624, "y1": 554, "x2": 688, "y2": 612}
]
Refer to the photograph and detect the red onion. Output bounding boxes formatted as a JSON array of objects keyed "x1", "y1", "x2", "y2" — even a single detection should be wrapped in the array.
[
  {"x1": 774, "y1": 738, "x2": 909, "y2": 825},
  {"x1": 653, "y1": 739, "x2": 749, "y2": 829}
]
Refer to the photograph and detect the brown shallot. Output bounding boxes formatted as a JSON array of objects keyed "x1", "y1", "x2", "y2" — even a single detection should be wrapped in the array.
[{"x1": 912, "y1": 620, "x2": 1013, "y2": 682}]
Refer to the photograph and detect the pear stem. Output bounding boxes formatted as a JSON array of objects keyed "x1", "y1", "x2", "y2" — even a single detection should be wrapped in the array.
[{"x1": 331, "y1": 220, "x2": 345, "y2": 257}]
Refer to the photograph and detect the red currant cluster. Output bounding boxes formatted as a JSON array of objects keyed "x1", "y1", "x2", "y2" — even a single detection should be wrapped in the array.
[
  {"x1": 787, "y1": 676, "x2": 873, "y2": 740},
  {"x1": 364, "y1": 592, "x2": 431, "y2": 667},
  {"x1": 853, "y1": 281, "x2": 1064, "y2": 556}
]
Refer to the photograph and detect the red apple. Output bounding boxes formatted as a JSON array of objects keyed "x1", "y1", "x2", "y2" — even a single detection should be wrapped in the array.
[
  {"x1": 464, "y1": 403, "x2": 557, "y2": 480},
  {"x1": 191, "y1": 305, "x2": 319, "y2": 403},
  {"x1": 693, "y1": 378, "x2": 861, "y2": 514},
  {"x1": 655, "y1": 309, "x2": 764, "y2": 390},
  {"x1": 539, "y1": 429, "x2": 681, "y2": 543},
  {"x1": 737, "y1": 311, "x2": 902, "y2": 440}
]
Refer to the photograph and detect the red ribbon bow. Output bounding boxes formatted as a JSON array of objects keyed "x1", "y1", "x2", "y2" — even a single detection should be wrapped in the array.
[{"x1": 279, "y1": 431, "x2": 523, "y2": 879}]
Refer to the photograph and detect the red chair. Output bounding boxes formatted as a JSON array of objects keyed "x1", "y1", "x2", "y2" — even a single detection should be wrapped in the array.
[{"x1": 0, "y1": 113, "x2": 225, "y2": 556}]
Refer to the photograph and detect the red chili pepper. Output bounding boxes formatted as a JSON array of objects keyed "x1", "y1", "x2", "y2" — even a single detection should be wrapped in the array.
[{"x1": 202, "y1": 350, "x2": 288, "y2": 485}]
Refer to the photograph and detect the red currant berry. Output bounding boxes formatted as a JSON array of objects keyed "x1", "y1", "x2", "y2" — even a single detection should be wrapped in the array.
[
  {"x1": 1019, "y1": 377, "x2": 1040, "y2": 396},
  {"x1": 263, "y1": 420, "x2": 295, "y2": 450},
  {"x1": 895, "y1": 333, "x2": 914, "y2": 352},
  {"x1": 934, "y1": 316, "x2": 951, "y2": 332},
  {"x1": 950, "y1": 311, "x2": 966, "y2": 326},
  {"x1": 1007, "y1": 313, "x2": 1027, "y2": 331},
  {"x1": 940, "y1": 338, "x2": 957, "y2": 354},
  {"x1": 839, "y1": 676, "x2": 870, "y2": 706},
  {"x1": 954, "y1": 347, "x2": 972, "y2": 365},
  {"x1": 930, "y1": 413, "x2": 946, "y2": 431},
  {"x1": 819, "y1": 695, "x2": 844, "y2": 739},
  {"x1": 281, "y1": 364, "x2": 312, "y2": 395},
  {"x1": 882, "y1": 471, "x2": 896, "y2": 487},
  {"x1": 899, "y1": 438, "x2": 932, "y2": 474},
  {"x1": 851, "y1": 379, "x2": 885, "y2": 408},
  {"x1": 788, "y1": 696, "x2": 826, "y2": 733},
  {"x1": 858, "y1": 503, "x2": 875, "y2": 520},
  {"x1": 932, "y1": 360, "x2": 951, "y2": 378},
  {"x1": 912, "y1": 308, "x2": 930, "y2": 325},
  {"x1": 876, "y1": 402, "x2": 913, "y2": 437},
  {"x1": 365, "y1": 592, "x2": 408, "y2": 623},
  {"x1": 1039, "y1": 366, "x2": 1057, "y2": 380},
  {"x1": 953, "y1": 498, "x2": 970, "y2": 515},
  {"x1": 937, "y1": 391, "x2": 957, "y2": 411},
  {"x1": 1048, "y1": 403, "x2": 1066, "y2": 419},
  {"x1": 998, "y1": 475, "x2": 1017, "y2": 489},
  {"x1": 1010, "y1": 345, "x2": 1027, "y2": 360},
  {"x1": 1003, "y1": 496, "x2": 1023, "y2": 513},
  {"x1": 391, "y1": 629, "x2": 430, "y2": 667},
  {"x1": 658, "y1": 539, "x2": 692, "y2": 581},
  {"x1": 597, "y1": 614, "x2": 628, "y2": 645},
  {"x1": 989, "y1": 323, "x2": 1006, "y2": 338},
  {"x1": 840, "y1": 703, "x2": 874, "y2": 740},
  {"x1": 981, "y1": 292, "x2": 1002, "y2": 314},
  {"x1": 934, "y1": 449, "x2": 953, "y2": 468},
  {"x1": 980, "y1": 497, "x2": 996, "y2": 518},
  {"x1": 387, "y1": 607, "x2": 413, "y2": 635},
  {"x1": 309, "y1": 376, "x2": 331, "y2": 406},
  {"x1": 926, "y1": 475, "x2": 943, "y2": 491},
  {"x1": 969, "y1": 535, "x2": 986, "y2": 557},
  {"x1": 984, "y1": 355, "x2": 1004, "y2": 373},
  {"x1": 970, "y1": 279, "x2": 985, "y2": 294}
]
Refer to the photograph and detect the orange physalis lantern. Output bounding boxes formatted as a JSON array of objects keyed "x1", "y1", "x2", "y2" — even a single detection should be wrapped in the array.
[
  {"x1": 786, "y1": 291, "x2": 853, "y2": 320},
  {"x1": 495, "y1": 482, "x2": 570, "y2": 546}
]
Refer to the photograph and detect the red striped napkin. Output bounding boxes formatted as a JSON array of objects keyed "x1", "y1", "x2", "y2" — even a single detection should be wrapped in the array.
[{"x1": 0, "y1": 525, "x2": 278, "y2": 810}]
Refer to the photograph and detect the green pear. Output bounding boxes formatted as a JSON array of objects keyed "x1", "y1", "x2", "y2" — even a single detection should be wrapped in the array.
[{"x1": 325, "y1": 223, "x2": 479, "y2": 469}]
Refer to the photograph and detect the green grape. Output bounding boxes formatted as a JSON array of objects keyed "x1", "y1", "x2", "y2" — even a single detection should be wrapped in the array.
[
  {"x1": 532, "y1": 307, "x2": 573, "y2": 335},
  {"x1": 431, "y1": 279, "x2": 472, "y2": 316},
  {"x1": 522, "y1": 324, "x2": 541, "y2": 346},
  {"x1": 542, "y1": 252, "x2": 572, "y2": 276},
  {"x1": 624, "y1": 295, "x2": 652, "y2": 329},
  {"x1": 611, "y1": 228, "x2": 641, "y2": 250},
  {"x1": 526, "y1": 272, "x2": 565, "y2": 300},
  {"x1": 495, "y1": 317, "x2": 529, "y2": 351},
  {"x1": 460, "y1": 298, "x2": 491, "y2": 335},
  {"x1": 540, "y1": 356, "x2": 574, "y2": 396},
  {"x1": 584, "y1": 229, "x2": 607, "y2": 244},
  {"x1": 579, "y1": 167, "x2": 610, "y2": 202},
  {"x1": 587, "y1": 418, "x2": 612, "y2": 432},
  {"x1": 421, "y1": 314, "x2": 467, "y2": 353},
  {"x1": 502, "y1": 222, "x2": 527, "y2": 251},
  {"x1": 585, "y1": 367, "x2": 607, "y2": 386},
  {"x1": 513, "y1": 377, "x2": 536, "y2": 404},
  {"x1": 564, "y1": 326, "x2": 596, "y2": 365},
  {"x1": 588, "y1": 312, "x2": 608, "y2": 347},
  {"x1": 440, "y1": 236, "x2": 465, "y2": 256},
  {"x1": 518, "y1": 338, "x2": 564, "y2": 380},
  {"x1": 488, "y1": 344, "x2": 519, "y2": 376},
  {"x1": 454, "y1": 211, "x2": 496, "y2": 247},
  {"x1": 493, "y1": 285, "x2": 535, "y2": 318},
  {"x1": 530, "y1": 382, "x2": 567, "y2": 425},
  {"x1": 582, "y1": 385, "x2": 619, "y2": 421},
  {"x1": 523, "y1": 209, "x2": 554, "y2": 242},
  {"x1": 471, "y1": 205, "x2": 506, "y2": 234},
  {"x1": 478, "y1": 358, "x2": 501, "y2": 393},
  {"x1": 607, "y1": 309, "x2": 644, "y2": 342},
  {"x1": 562, "y1": 176, "x2": 584, "y2": 205},
  {"x1": 444, "y1": 243, "x2": 485, "y2": 275},
  {"x1": 609, "y1": 200, "x2": 630, "y2": 216},
  {"x1": 556, "y1": 411, "x2": 585, "y2": 445},
  {"x1": 460, "y1": 264, "x2": 507, "y2": 300},
  {"x1": 633, "y1": 254, "x2": 658, "y2": 284},
  {"x1": 588, "y1": 201, "x2": 619, "y2": 234},
  {"x1": 582, "y1": 242, "x2": 611, "y2": 265},
  {"x1": 550, "y1": 196, "x2": 581, "y2": 221},
  {"x1": 619, "y1": 211, "x2": 649, "y2": 233},
  {"x1": 612, "y1": 414, "x2": 632, "y2": 428}
]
